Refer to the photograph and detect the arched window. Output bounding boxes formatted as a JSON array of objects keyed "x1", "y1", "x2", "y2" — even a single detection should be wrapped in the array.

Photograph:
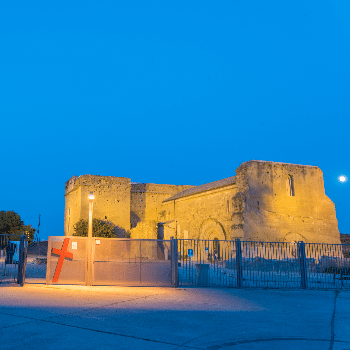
[{"x1": 287, "y1": 175, "x2": 295, "y2": 196}]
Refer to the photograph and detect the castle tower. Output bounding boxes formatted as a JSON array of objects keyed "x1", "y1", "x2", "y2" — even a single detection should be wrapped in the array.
[
  {"x1": 233, "y1": 160, "x2": 341, "y2": 243},
  {"x1": 64, "y1": 175, "x2": 131, "y2": 236}
]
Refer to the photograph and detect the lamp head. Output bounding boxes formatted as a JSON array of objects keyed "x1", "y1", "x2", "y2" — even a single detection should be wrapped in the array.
[{"x1": 89, "y1": 191, "x2": 94, "y2": 200}]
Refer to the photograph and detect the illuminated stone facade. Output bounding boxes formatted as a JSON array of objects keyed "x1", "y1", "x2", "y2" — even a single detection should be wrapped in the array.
[{"x1": 64, "y1": 160, "x2": 341, "y2": 244}]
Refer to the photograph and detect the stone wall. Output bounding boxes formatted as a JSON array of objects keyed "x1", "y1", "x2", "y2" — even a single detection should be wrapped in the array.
[
  {"x1": 64, "y1": 181, "x2": 81, "y2": 236},
  {"x1": 159, "y1": 183, "x2": 237, "y2": 241},
  {"x1": 130, "y1": 183, "x2": 193, "y2": 239},
  {"x1": 234, "y1": 161, "x2": 340, "y2": 243}
]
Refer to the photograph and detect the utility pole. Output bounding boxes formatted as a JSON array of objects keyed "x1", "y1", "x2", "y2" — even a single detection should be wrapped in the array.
[{"x1": 37, "y1": 214, "x2": 41, "y2": 256}]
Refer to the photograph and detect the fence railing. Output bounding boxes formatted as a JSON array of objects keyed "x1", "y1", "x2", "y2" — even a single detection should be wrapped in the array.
[
  {"x1": 0, "y1": 234, "x2": 28, "y2": 285},
  {"x1": 4, "y1": 234, "x2": 349, "y2": 289},
  {"x1": 177, "y1": 239, "x2": 350, "y2": 289}
]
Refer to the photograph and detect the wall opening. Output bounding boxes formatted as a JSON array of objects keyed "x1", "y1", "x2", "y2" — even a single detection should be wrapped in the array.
[{"x1": 287, "y1": 175, "x2": 295, "y2": 196}]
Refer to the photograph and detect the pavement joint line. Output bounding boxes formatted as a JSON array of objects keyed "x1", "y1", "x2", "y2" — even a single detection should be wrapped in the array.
[
  {"x1": 0, "y1": 310, "x2": 204, "y2": 350},
  {"x1": 179, "y1": 325, "x2": 234, "y2": 347},
  {"x1": 206, "y1": 337, "x2": 350, "y2": 349},
  {"x1": 0, "y1": 293, "x2": 163, "y2": 324},
  {"x1": 0, "y1": 318, "x2": 39, "y2": 330},
  {"x1": 55, "y1": 293, "x2": 164, "y2": 316},
  {"x1": 329, "y1": 290, "x2": 340, "y2": 350}
]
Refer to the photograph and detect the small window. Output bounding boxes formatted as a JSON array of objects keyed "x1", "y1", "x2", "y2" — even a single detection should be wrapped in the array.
[
  {"x1": 226, "y1": 200, "x2": 230, "y2": 214},
  {"x1": 287, "y1": 175, "x2": 295, "y2": 196}
]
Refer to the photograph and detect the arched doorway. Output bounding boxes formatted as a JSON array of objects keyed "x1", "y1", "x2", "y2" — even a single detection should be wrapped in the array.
[
  {"x1": 199, "y1": 219, "x2": 226, "y2": 241},
  {"x1": 199, "y1": 219, "x2": 226, "y2": 261}
]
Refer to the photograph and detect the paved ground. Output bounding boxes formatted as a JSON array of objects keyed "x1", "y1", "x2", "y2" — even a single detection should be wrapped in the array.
[{"x1": 0, "y1": 280, "x2": 350, "y2": 349}]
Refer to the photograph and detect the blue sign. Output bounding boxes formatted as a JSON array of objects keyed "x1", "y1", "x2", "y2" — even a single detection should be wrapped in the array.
[
  {"x1": 188, "y1": 249, "x2": 194, "y2": 258},
  {"x1": 205, "y1": 247, "x2": 209, "y2": 252}
]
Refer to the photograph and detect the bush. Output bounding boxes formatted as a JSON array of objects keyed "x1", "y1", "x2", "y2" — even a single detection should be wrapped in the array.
[{"x1": 73, "y1": 219, "x2": 116, "y2": 238}]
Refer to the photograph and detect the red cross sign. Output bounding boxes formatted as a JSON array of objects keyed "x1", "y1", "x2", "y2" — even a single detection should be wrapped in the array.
[{"x1": 52, "y1": 238, "x2": 73, "y2": 282}]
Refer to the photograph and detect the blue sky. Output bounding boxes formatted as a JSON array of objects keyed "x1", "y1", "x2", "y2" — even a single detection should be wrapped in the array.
[{"x1": 1, "y1": 1, "x2": 349, "y2": 239}]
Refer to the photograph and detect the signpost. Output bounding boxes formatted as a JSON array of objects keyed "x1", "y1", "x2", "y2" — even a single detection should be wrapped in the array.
[
  {"x1": 188, "y1": 248, "x2": 193, "y2": 259},
  {"x1": 188, "y1": 248, "x2": 194, "y2": 282}
]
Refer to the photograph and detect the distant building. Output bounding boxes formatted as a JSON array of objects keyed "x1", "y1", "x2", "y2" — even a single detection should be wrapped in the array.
[{"x1": 64, "y1": 160, "x2": 341, "y2": 244}]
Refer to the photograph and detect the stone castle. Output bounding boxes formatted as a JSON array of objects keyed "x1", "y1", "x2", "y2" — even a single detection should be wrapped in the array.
[{"x1": 64, "y1": 160, "x2": 341, "y2": 244}]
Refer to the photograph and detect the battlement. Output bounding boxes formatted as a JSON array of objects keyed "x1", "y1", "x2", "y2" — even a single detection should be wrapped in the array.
[
  {"x1": 241, "y1": 160, "x2": 319, "y2": 168},
  {"x1": 131, "y1": 182, "x2": 193, "y2": 195},
  {"x1": 65, "y1": 175, "x2": 130, "y2": 195}
]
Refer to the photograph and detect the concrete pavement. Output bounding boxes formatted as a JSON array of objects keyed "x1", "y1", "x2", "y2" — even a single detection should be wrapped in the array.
[{"x1": 0, "y1": 281, "x2": 349, "y2": 349}]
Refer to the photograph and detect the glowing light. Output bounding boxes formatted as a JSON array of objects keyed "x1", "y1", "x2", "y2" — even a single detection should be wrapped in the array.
[
  {"x1": 89, "y1": 191, "x2": 94, "y2": 200},
  {"x1": 338, "y1": 175, "x2": 348, "y2": 183}
]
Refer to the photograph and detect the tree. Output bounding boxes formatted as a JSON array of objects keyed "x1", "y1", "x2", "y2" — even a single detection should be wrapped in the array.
[
  {"x1": 73, "y1": 219, "x2": 117, "y2": 238},
  {"x1": 0, "y1": 211, "x2": 36, "y2": 245},
  {"x1": 0, "y1": 211, "x2": 23, "y2": 235}
]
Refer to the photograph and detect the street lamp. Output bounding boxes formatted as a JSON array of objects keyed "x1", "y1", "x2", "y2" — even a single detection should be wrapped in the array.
[
  {"x1": 88, "y1": 191, "x2": 94, "y2": 239},
  {"x1": 87, "y1": 191, "x2": 94, "y2": 285}
]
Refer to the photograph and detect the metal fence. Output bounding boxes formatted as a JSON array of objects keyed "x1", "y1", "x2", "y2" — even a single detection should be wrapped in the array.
[
  {"x1": 177, "y1": 239, "x2": 238, "y2": 287},
  {"x1": 0, "y1": 234, "x2": 27, "y2": 285},
  {"x1": 177, "y1": 239, "x2": 350, "y2": 289},
  {"x1": 6, "y1": 234, "x2": 349, "y2": 289}
]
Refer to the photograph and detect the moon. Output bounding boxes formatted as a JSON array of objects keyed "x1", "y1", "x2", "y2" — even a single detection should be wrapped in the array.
[{"x1": 338, "y1": 175, "x2": 348, "y2": 183}]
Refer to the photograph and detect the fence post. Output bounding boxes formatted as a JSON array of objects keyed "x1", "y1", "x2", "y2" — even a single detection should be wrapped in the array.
[
  {"x1": 298, "y1": 241, "x2": 308, "y2": 289},
  {"x1": 235, "y1": 239, "x2": 243, "y2": 288},
  {"x1": 171, "y1": 237, "x2": 179, "y2": 288},
  {"x1": 17, "y1": 233, "x2": 27, "y2": 286}
]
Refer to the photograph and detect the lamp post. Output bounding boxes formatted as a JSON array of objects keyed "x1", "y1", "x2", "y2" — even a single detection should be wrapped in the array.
[
  {"x1": 88, "y1": 191, "x2": 94, "y2": 239},
  {"x1": 87, "y1": 191, "x2": 94, "y2": 285}
]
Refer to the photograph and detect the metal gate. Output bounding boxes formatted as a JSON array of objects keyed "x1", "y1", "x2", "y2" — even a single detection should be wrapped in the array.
[
  {"x1": 0, "y1": 234, "x2": 27, "y2": 285},
  {"x1": 46, "y1": 237, "x2": 176, "y2": 286},
  {"x1": 177, "y1": 239, "x2": 238, "y2": 287},
  {"x1": 93, "y1": 239, "x2": 174, "y2": 286}
]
